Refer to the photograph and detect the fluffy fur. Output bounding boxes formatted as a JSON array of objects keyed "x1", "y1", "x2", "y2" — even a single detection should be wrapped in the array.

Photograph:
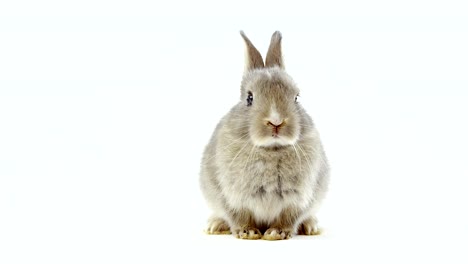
[{"x1": 199, "y1": 31, "x2": 329, "y2": 240}]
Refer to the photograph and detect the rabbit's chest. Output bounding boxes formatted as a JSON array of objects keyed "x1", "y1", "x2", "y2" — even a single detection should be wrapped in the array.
[
  {"x1": 222, "y1": 151, "x2": 308, "y2": 220},
  {"x1": 243, "y1": 157, "x2": 302, "y2": 198}
]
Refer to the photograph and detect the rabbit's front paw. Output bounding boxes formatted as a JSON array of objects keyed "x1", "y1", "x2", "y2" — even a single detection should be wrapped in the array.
[
  {"x1": 297, "y1": 217, "x2": 321, "y2": 236},
  {"x1": 232, "y1": 226, "x2": 262, "y2": 240},
  {"x1": 206, "y1": 217, "x2": 231, "y2": 235},
  {"x1": 263, "y1": 228, "x2": 292, "y2": 240}
]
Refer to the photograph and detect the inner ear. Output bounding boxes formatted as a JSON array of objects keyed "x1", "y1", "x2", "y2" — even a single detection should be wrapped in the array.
[
  {"x1": 240, "y1": 31, "x2": 264, "y2": 71},
  {"x1": 265, "y1": 31, "x2": 284, "y2": 68}
]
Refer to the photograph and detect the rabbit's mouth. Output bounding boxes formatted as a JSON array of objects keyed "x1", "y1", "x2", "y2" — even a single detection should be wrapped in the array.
[
  {"x1": 250, "y1": 121, "x2": 299, "y2": 147},
  {"x1": 252, "y1": 133, "x2": 297, "y2": 148}
]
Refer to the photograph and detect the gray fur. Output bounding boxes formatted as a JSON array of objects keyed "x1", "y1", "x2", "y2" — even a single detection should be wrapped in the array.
[{"x1": 200, "y1": 31, "x2": 329, "y2": 240}]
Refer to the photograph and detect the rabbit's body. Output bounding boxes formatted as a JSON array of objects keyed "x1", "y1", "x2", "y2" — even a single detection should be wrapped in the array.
[{"x1": 200, "y1": 32, "x2": 329, "y2": 240}]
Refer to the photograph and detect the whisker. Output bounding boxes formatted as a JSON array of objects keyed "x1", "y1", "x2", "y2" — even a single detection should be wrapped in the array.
[
  {"x1": 227, "y1": 140, "x2": 251, "y2": 172},
  {"x1": 296, "y1": 144, "x2": 314, "y2": 173},
  {"x1": 292, "y1": 143, "x2": 302, "y2": 172},
  {"x1": 203, "y1": 133, "x2": 250, "y2": 162},
  {"x1": 242, "y1": 144, "x2": 256, "y2": 174}
]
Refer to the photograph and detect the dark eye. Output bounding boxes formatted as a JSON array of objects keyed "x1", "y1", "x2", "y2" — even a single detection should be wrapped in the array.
[
  {"x1": 247, "y1": 91, "x2": 253, "y2": 106},
  {"x1": 295, "y1": 94, "x2": 299, "y2": 103}
]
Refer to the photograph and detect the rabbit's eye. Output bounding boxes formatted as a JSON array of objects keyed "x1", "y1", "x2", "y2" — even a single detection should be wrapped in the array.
[
  {"x1": 295, "y1": 94, "x2": 299, "y2": 103},
  {"x1": 247, "y1": 91, "x2": 253, "y2": 106}
]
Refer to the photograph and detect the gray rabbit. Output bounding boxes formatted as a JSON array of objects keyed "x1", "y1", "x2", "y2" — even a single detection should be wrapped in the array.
[{"x1": 199, "y1": 31, "x2": 329, "y2": 240}]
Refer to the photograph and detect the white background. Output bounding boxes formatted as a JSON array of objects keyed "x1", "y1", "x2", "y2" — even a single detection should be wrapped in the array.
[{"x1": 1, "y1": 1, "x2": 467, "y2": 263}]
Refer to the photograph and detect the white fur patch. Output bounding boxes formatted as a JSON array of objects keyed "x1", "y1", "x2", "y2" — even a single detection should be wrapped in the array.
[
  {"x1": 254, "y1": 136, "x2": 295, "y2": 148},
  {"x1": 269, "y1": 106, "x2": 283, "y2": 126}
]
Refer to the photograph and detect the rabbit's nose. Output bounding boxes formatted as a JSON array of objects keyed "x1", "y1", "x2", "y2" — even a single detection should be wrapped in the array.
[
  {"x1": 267, "y1": 120, "x2": 284, "y2": 136},
  {"x1": 267, "y1": 120, "x2": 284, "y2": 128}
]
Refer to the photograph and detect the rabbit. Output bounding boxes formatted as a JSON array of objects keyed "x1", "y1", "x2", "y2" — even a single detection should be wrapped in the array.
[{"x1": 199, "y1": 31, "x2": 330, "y2": 240}]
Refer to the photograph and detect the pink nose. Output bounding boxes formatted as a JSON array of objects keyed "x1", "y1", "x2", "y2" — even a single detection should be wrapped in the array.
[
  {"x1": 267, "y1": 119, "x2": 284, "y2": 127},
  {"x1": 267, "y1": 120, "x2": 284, "y2": 136}
]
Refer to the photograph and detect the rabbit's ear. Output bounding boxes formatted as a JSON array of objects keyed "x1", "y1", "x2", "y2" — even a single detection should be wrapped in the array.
[
  {"x1": 240, "y1": 31, "x2": 264, "y2": 71},
  {"x1": 265, "y1": 31, "x2": 284, "y2": 68}
]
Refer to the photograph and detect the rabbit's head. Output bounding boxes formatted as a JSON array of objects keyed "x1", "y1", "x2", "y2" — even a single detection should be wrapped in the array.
[{"x1": 239, "y1": 31, "x2": 303, "y2": 148}]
